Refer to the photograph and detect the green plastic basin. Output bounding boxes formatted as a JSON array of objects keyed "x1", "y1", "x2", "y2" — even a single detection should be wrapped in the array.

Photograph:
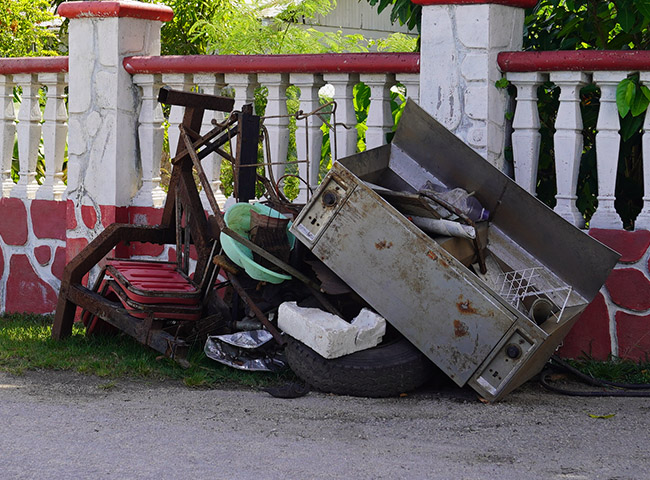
[{"x1": 220, "y1": 203, "x2": 295, "y2": 284}]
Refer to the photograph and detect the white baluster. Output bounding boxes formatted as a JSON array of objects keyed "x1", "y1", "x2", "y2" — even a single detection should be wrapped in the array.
[
  {"x1": 590, "y1": 71, "x2": 626, "y2": 229},
  {"x1": 161, "y1": 74, "x2": 192, "y2": 156},
  {"x1": 12, "y1": 74, "x2": 42, "y2": 199},
  {"x1": 550, "y1": 72, "x2": 590, "y2": 227},
  {"x1": 37, "y1": 73, "x2": 68, "y2": 201},
  {"x1": 291, "y1": 73, "x2": 325, "y2": 202},
  {"x1": 225, "y1": 73, "x2": 258, "y2": 112},
  {"x1": 396, "y1": 73, "x2": 419, "y2": 105},
  {"x1": 0, "y1": 75, "x2": 16, "y2": 198},
  {"x1": 132, "y1": 74, "x2": 165, "y2": 208},
  {"x1": 360, "y1": 73, "x2": 394, "y2": 150},
  {"x1": 636, "y1": 72, "x2": 650, "y2": 229},
  {"x1": 258, "y1": 73, "x2": 290, "y2": 193},
  {"x1": 323, "y1": 73, "x2": 358, "y2": 161},
  {"x1": 194, "y1": 73, "x2": 227, "y2": 210},
  {"x1": 508, "y1": 72, "x2": 546, "y2": 195}
]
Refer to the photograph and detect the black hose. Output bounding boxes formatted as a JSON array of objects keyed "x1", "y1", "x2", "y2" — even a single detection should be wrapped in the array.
[{"x1": 539, "y1": 355, "x2": 650, "y2": 397}]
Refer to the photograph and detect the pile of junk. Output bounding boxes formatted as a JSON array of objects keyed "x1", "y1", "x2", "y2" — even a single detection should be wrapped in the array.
[{"x1": 52, "y1": 88, "x2": 619, "y2": 402}]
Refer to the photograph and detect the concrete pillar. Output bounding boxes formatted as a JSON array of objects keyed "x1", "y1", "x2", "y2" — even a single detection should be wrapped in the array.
[
  {"x1": 414, "y1": 0, "x2": 537, "y2": 169},
  {"x1": 57, "y1": 1, "x2": 173, "y2": 208}
]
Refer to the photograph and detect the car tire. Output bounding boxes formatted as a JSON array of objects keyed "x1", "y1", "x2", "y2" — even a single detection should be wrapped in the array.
[{"x1": 285, "y1": 334, "x2": 437, "y2": 397}]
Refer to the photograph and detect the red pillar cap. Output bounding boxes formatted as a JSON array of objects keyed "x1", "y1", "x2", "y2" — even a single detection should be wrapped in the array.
[
  {"x1": 411, "y1": 0, "x2": 537, "y2": 7},
  {"x1": 57, "y1": 1, "x2": 173, "y2": 22}
]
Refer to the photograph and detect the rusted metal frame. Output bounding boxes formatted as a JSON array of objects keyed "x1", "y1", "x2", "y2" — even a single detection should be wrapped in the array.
[
  {"x1": 256, "y1": 172, "x2": 291, "y2": 209},
  {"x1": 184, "y1": 124, "x2": 340, "y2": 314},
  {"x1": 184, "y1": 208, "x2": 191, "y2": 274},
  {"x1": 171, "y1": 117, "x2": 238, "y2": 166},
  {"x1": 227, "y1": 272, "x2": 285, "y2": 345},
  {"x1": 190, "y1": 123, "x2": 238, "y2": 163},
  {"x1": 158, "y1": 85, "x2": 234, "y2": 114},
  {"x1": 52, "y1": 224, "x2": 175, "y2": 339},
  {"x1": 236, "y1": 105, "x2": 260, "y2": 203},
  {"x1": 201, "y1": 241, "x2": 220, "y2": 303},
  {"x1": 419, "y1": 189, "x2": 488, "y2": 274},
  {"x1": 180, "y1": 125, "x2": 224, "y2": 228},
  {"x1": 79, "y1": 265, "x2": 108, "y2": 326},
  {"x1": 66, "y1": 224, "x2": 175, "y2": 283},
  {"x1": 181, "y1": 122, "x2": 341, "y2": 317},
  {"x1": 177, "y1": 161, "x2": 213, "y2": 285},
  {"x1": 161, "y1": 106, "x2": 206, "y2": 228},
  {"x1": 67, "y1": 284, "x2": 189, "y2": 363},
  {"x1": 258, "y1": 125, "x2": 302, "y2": 209},
  {"x1": 175, "y1": 189, "x2": 184, "y2": 273},
  {"x1": 171, "y1": 129, "x2": 224, "y2": 315}
]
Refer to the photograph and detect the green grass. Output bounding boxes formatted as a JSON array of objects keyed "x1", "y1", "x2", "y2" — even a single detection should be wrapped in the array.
[
  {"x1": 0, "y1": 313, "x2": 293, "y2": 388},
  {"x1": 5, "y1": 313, "x2": 648, "y2": 389},
  {"x1": 566, "y1": 357, "x2": 650, "y2": 385}
]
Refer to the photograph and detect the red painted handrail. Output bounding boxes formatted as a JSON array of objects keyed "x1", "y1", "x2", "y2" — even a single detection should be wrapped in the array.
[
  {"x1": 124, "y1": 53, "x2": 420, "y2": 75},
  {"x1": 411, "y1": 0, "x2": 537, "y2": 7},
  {"x1": 498, "y1": 50, "x2": 650, "y2": 72},
  {"x1": 0, "y1": 57, "x2": 68, "y2": 75}
]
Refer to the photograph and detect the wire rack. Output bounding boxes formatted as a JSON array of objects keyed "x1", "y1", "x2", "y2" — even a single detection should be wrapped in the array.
[{"x1": 495, "y1": 267, "x2": 572, "y2": 322}]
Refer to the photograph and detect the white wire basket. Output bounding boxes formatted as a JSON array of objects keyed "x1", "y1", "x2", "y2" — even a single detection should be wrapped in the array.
[{"x1": 495, "y1": 267, "x2": 572, "y2": 323}]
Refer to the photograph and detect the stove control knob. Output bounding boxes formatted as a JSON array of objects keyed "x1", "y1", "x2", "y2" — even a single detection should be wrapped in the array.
[{"x1": 505, "y1": 344, "x2": 522, "y2": 359}]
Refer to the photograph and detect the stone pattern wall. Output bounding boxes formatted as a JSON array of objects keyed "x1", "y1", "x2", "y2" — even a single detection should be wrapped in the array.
[
  {"x1": 0, "y1": 198, "x2": 66, "y2": 314},
  {"x1": 419, "y1": 4, "x2": 524, "y2": 170},
  {"x1": 559, "y1": 229, "x2": 650, "y2": 361},
  {"x1": 0, "y1": 198, "x2": 171, "y2": 315}
]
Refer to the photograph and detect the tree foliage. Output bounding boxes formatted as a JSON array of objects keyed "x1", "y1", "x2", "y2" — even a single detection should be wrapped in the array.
[
  {"x1": 365, "y1": 0, "x2": 420, "y2": 32},
  {"x1": 524, "y1": 0, "x2": 650, "y2": 50},
  {"x1": 153, "y1": 0, "x2": 414, "y2": 56},
  {"x1": 0, "y1": 0, "x2": 58, "y2": 57}
]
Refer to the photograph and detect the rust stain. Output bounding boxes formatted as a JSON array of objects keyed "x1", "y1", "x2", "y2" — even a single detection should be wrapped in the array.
[
  {"x1": 453, "y1": 319, "x2": 469, "y2": 338},
  {"x1": 375, "y1": 240, "x2": 393, "y2": 250},
  {"x1": 426, "y1": 250, "x2": 438, "y2": 260},
  {"x1": 457, "y1": 297, "x2": 478, "y2": 315}
]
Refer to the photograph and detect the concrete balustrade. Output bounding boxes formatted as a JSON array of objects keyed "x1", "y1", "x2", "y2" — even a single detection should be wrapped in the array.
[
  {"x1": 124, "y1": 55, "x2": 419, "y2": 206},
  {"x1": 0, "y1": 60, "x2": 68, "y2": 202},
  {"x1": 500, "y1": 51, "x2": 650, "y2": 230}
]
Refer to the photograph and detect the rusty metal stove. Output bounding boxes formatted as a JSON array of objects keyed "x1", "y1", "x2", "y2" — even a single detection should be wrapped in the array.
[{"x1": 289, "y1": 100, "x2": 619, "y2": 401}]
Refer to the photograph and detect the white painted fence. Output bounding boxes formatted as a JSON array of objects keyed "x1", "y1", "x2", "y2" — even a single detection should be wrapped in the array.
[
  {"x1": 0, "y1": 70, "x2": 68, "y2": 201},
  {"x1": 500, "y1": 51, "x2": 650, "y2": 230},
  {"x1": 0, "y1": 57, "x2": 418, "y2": 209}
]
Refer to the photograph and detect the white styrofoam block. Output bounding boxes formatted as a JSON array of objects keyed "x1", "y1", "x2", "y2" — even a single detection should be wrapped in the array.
[
  {"x1": 350, "y1": 308, "x2": 386, "y2": 347},
  {"x1": 278, "y1": 302, "x2": 386, "y2": 359}
]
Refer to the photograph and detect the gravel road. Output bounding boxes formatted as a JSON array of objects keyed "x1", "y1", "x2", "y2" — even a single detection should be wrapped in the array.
[{"x1": 0, "y1": 370, "x2": 647, "y2": 479}]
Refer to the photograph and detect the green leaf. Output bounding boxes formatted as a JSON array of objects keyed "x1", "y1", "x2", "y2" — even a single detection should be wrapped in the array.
[
  {"x1": 495, "y1": 78, "x2": 510, "y2": 89},
  {"x1": 631, "y1": 89, "x2": 650, "y2": 117},
  {"x1": 376, "y1": 0, "x2": 394, "y2": 15},
  {"x1": 637, "y1": 0, "x2": 650, "y2": 19},
  {"x1": 642, "y1": 85, "x2": 650, "y2": 102},
  {"x1": 588, "y1": 413, "x2": 616, "y2": 419},
  {"x1": 617, "y1": 78, "x2": 635, "y2": 117},
  {"x1": 620, "y1": 114, "x2": 644, "y2": 142},
  {"x1": 617, "y1": 7, "x2": 635, "y2": 33}
]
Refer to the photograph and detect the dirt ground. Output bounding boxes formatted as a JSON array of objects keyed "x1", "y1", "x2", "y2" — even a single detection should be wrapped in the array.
[{"x1": 0, "y1": 370, "x2": 647, "y2": 480}]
